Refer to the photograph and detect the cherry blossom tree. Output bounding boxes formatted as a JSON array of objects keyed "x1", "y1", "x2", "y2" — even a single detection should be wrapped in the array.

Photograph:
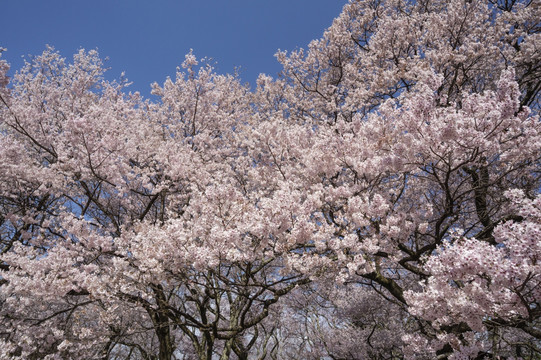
[
  {"x1": 0, "y1": 0, "x2": 540, "y2": 359},
  {"x1": 248, "y1": 66, "x2": 540, "y2": 358},
  {"x1": 406, "y1": 190, "x2": 541, "y2": 358},
  {"x1": 0, "y1": 49, "x2": 309, "y2": 359},
  {"x1": 269, "y1": 0, "x2": 541, "y2": 357}
]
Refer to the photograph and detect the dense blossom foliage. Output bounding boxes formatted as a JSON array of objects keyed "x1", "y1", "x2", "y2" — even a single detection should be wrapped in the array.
[{"x1": 0, "y1": 0, "x2": 540, "y2": 359}]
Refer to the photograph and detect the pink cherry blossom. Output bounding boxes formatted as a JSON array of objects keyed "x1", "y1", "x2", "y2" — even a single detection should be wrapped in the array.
[{"x1": 0, "y1": 0, "x2": 540, "y2": 358}]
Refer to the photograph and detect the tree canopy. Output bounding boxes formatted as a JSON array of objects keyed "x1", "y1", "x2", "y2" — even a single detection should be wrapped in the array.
[{"x1": 0, "y1": 0, "x2": 540, "y2": 359}]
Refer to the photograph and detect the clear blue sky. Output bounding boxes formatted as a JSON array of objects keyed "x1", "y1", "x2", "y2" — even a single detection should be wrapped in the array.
[{"x1": 1, "y1": 1, "x2": 346, "y2": 97}]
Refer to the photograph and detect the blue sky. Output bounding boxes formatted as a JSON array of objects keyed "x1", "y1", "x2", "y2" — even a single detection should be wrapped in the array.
[{"x1": 2, "y1": 1, "x2": 346, "y2": 97}]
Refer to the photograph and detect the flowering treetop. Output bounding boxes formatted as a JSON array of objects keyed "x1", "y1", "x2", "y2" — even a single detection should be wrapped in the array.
[{"x1": 0, "y1": 0, "x2": 540, "y2": 359}]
